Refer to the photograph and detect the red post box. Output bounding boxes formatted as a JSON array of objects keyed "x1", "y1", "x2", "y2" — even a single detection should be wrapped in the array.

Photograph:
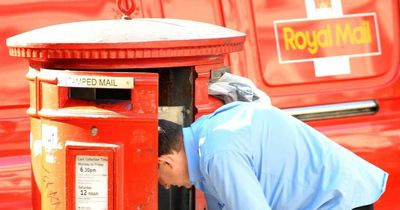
[{"x1": 7, "y1": 14, "x2": 245, "y2": 210}]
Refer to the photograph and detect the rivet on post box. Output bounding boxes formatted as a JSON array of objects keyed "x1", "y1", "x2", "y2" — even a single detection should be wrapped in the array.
[{"x1": 6, "y1": 2, "x2": 245, "y2": 209}]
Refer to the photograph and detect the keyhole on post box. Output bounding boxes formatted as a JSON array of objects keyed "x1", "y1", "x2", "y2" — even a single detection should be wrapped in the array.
[{"x1": 91, "y1": 126, "x2": 98, "y2": 136}]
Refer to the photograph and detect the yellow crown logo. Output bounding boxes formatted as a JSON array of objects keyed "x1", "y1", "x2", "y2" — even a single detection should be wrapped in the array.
[{"x1": 315, "y1": 0, "x2": 332, "y2": 9}]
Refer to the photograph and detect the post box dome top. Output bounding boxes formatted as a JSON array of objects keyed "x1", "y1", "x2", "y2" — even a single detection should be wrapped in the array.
[{"x1": 7, "y1": 18, "x2": 246, "y2": 60}]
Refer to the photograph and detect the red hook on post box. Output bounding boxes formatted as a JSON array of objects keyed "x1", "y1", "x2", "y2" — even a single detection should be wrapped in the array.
[{"x1": 116, "y1": 0, "x2": 136, "y2": 19}]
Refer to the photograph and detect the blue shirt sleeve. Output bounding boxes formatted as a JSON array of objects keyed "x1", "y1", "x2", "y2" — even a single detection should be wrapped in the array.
[
  {"x1": 205, "y1": 193, "x2": 223, "y2": 210},
  {"x1": 203, "y1": 150, "x2": 271, "y2": 210}
]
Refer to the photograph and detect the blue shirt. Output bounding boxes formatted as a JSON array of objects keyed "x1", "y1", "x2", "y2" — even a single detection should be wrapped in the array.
[{"x1": 183, "y1": 102, "x2": 388, "y2": 210}]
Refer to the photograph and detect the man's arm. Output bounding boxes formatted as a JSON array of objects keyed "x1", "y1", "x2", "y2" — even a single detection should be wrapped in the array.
[{"x1": 203, "y1": 151, "x2": 271, "y2": 210}]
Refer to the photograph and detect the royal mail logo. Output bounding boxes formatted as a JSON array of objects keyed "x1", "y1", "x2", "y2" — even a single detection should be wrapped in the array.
[{"x1": 274, "y1": 13, "x2": 381, "y2": 64}]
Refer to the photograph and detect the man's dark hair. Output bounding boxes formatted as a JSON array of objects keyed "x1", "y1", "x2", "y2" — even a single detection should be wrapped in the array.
[{"x1": 158, "y1": 119, "x2": 183, "y2": 157}]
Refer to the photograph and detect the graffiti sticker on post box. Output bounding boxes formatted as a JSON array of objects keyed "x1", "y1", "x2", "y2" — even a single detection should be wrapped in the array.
[
  {"x1": 76, "y1": 155, "x2": 108, "y2": 210},
  {"x1": 274, "y1": 13, "x2": 381, "y2": 63},
  {"x1": 58, "y1": 75, "x2": 134, "y2": 89}
]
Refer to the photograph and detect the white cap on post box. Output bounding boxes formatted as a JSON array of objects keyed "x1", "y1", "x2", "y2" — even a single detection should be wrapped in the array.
[{"x1": 7, "y1": 18, "x2": 246, "y2": 61}]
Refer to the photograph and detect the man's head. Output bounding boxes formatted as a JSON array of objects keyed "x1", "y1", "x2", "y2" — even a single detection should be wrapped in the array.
[{"x1": 158, "y1": 119, "x2": 191, "y2": 189}]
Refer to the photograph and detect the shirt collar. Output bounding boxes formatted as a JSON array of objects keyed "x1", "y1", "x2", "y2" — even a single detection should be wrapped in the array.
[{"x1": 183, "y1": 127, "x2": 202, "y2": 184}]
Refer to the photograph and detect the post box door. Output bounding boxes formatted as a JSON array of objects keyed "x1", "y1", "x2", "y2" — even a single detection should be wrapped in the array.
[{"x1": 38, "y1": 69, "x2": 159, "y2": 210}]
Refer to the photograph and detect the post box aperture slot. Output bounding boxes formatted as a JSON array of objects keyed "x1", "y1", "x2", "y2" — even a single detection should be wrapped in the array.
[
  {"x1": 69, "y1": 87, "x2": 131, "y2": 102},
  {"x1": 56, "y1": 73, "x2": 136, "y2": 110}
]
